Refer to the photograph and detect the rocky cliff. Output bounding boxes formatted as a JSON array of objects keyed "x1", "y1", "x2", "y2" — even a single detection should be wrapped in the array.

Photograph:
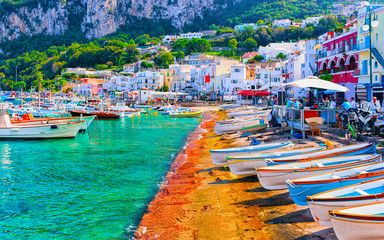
[{"x1": 0, "y1": 0, "x2": 235, "y2": 42}]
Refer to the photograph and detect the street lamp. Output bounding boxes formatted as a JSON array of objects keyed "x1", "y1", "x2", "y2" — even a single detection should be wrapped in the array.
[
  {"x1": 362, "y1": 7, "x2": 379, "y2": 101},
  {"x1": 268, "y1": 65, "x2": 273, "y2": 105},
  {"x1": 313, "y1": 44, "x2": 321, "y2": 76}
]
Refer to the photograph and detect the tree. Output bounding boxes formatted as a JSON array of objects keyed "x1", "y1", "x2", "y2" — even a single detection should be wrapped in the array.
[
  {"x1": 172, "y1": 38, "x2": 189, "y2": 52},
  {"x1": 160, "y1": 85, "x2": 169, "y2": 92},
  {"x1": 160, "y1": 52, "x2": 174, "y2": 68},
  {"x1": 228, "y1": 39, "x2": 238, "y2": 54},
  {"x1": 243, "y1": 38, "x2": 257, "y2": 51},
  {"x1": 123, "y1": 44, "x2": 140, "y2": 64},
  {"x1": 276, "y1": 53, "x2": 287, "y2": 60},
  {"x1": 253, "y1": 55, "x2": 264, "y2": 62},
  {"x1": 171, "y1": 51, "x2": 185, "y2": 61},
  {"x1": 185, "y1": 38, "x2": 211, "y2": 54}
]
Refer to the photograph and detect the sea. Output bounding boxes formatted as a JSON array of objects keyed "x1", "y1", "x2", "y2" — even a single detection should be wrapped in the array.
[{"x1": 0, "y1": 113, "x2": 201, "y2": 239}]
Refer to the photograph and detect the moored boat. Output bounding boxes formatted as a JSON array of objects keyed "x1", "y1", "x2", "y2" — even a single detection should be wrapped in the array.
[
  {"x1": 266, "y1": 143, "x2": 376, "y2": 166},
  {"x1": 239, "y1": 123, "x2": 267, "y2": 133},
  {"x1": 287, "y1": 162, "x2": 384, "y2": 206},
  {"x1": 214, "y1": 119, "x2": 261, "y2": 134},
  {"x1": 11, "y1": 115, "x2": 95, "y2": 131},
  {"x1": 307, "y1": 175, "x2": 384, "y2": 226},
  {"x1": 227, "y1": 146, "x2": 326, "y2": 175},
  {"x1": 330, "y1": 202, "x2": 384, "y2": 240},
  {"x1": 0, "y1": 112, "x2": 83, "y2": 138},
  {"x1": 256, "y1": 154, "x2": 382, "y2": 190},
  {"x1": 210, "y1": 141, "x2": 292, "y2": 166},
  {"x1": 169, "y1": 111, "x2": 204, "y2": 118},
  {"x1": 69, "y1": 110, "x2": 120, "y2": 119}
]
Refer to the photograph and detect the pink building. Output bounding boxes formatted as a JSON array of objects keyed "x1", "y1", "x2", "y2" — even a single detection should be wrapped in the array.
[{"x1": 317, "y1": 21, "x2": 359, "y2": 100}]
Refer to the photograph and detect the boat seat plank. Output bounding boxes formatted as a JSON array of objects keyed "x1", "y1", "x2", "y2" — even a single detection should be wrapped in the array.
[{"x1": 353, "y1": 188, "x2": 369, "y2": 195}]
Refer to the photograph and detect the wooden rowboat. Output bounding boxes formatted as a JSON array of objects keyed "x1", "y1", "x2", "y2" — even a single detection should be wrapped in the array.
[
  {"x1": 256, "y1": 154, "x2": 382, "y2": 190},
  {"x1": 330, "y1": 202, "x2": 384, "y2": 240},
  {"x1": 287, "y1": 162, "x2": 384, "y2": 206},
  {"x1": 239, "y1": 123, "x2": 267, "y2": 133},
  {"x1": 210, "y1": 141, "x2": 292, "y2": 166},
  {"x1": 307, "y1": 176, "x2": 384, "y2": 226},
  {"x1": 227, "y1": 146, "x2": 326, "y2": 175},
  {"x1": 169, "y1": 111, "x2": 204, "y2": 118},
  {"x1": 266, "y1": 143, "x2": 376, "y2": 166}
]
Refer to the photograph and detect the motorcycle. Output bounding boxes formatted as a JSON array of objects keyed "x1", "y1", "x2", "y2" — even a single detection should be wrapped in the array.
[{"x1": 350, "y1": 108, "x2": 376, "y2": 136}]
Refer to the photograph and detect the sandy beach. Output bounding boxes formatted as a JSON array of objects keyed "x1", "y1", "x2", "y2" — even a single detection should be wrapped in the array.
[{"x1": 135, "y1": 109, "x2": 337, "y2": 239}]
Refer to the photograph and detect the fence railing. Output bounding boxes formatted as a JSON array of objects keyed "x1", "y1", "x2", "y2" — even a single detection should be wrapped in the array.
[{"x1": 272, "y1": 105, "x2": 339, "y2": 139}]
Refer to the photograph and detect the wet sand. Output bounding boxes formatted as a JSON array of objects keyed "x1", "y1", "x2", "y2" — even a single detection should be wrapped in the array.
[{"x1": 135, "y1": 110, "x2": 336, "y2": 239}]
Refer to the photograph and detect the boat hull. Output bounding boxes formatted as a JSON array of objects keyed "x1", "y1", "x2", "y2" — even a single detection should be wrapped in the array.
[
  {"x1": 308, "y1": 198, "x2": 384, "y2": 226},
  {"x1": 0, "y1": 122, "x2": 83, "y2": 139},
  {"x1": 69, "y1": 110, "x2": 120, "y2": 119},
  {"x1": 210, "y1": 141, "x2": 292, "y2": 166},
  {"x1": 331, "y1": 215, "x2": 384, "y2": 240},
  {"x1": 214, "y1": 120, "x2": 261, "y2": 134}
]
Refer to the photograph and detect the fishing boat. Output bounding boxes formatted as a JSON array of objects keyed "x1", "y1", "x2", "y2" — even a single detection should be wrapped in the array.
[
  {"x1": 227, "y1": 110, "x2": 255, "y2": 118},
  {"x1": 308, "y1": 175, "x2": 384, "y2": 226},
  {"x1": 216, "y1": 116, "x2": 259, "y2": 125},
  {"x1": 210, "y1": 141, "x2": 292, "y2": 166},
  {"x1": 239, "y1": 123, "x2": 267, "y2": 133},
  {"x1": 287, "y1": 162, "x2": 384, "y2": 206},
  {"x1": 265, "y1": 143, "x2": 376, "y2": 166},
  {"x1": 256, "y1": 154, "x2": 381, "y2": 190},
  {"x1": 214, "y1": 119, "x2": 261, "y2": 134},
  {"x1": 0, "y1": 112, "x2": 83, "y2": 138},
  {"x1": 227, "y1": 146, "x2": 326, "y2": 175},
  {"x1": 232, "y1": 111, "x2": 268, "y2": 118},
  {"x1": 11, "y1": 115, "x2": 95, "y2": 131},
  {"x1": 330, "y1": 202, "x2": 384, "y2": 240},
  {"x1": 169, "y1": 111, "x2": 204, "y2": 118},
  {"x1": 69, "y1": 110, "x2": 120, "y2": 119}
]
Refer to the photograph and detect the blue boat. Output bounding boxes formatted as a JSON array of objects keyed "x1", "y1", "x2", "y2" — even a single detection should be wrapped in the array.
[
  {"x1": 266, "y1": 143, "x2": 376, "y2": 166},
  {"x1": 287, "y1": 161, "x2": 384, "y2": 206}
]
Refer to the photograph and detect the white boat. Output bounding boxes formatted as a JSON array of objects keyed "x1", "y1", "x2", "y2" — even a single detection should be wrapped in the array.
[
  {"x1": 287, "y1": 162, "x2": 384, "y2": 206},
  {"x1": 256, "y1": 154, "x2": 382, "y2": 190},
  {"x1": 266, "y1": 143, "x2": 376, "y2": 166},
  {"x1": 215, "y1": 116, "x2": 259, "y2": 125},
  {"x1": 227, "y1": 110, "x2": 255, "y2": 118},
  {"x1": 214, "y1": 119, "x2": 261, "y2": 134},
  {"x1": 0, "y1": 112, "x2": 83, "y2": 138},
  {"x1": 11, "y1": 115, "x2": 95, "y2": 131},
  {"x1": 308, "y1": 175, "x2": 384, "y2": 226},
  {"x1": 330, "y1": 202, "x2": 384, "y2": 240},
  {"x1": 227, "y1": 146, "x2": 326, "y2": 175},
  {"x1": 210, "y1": 141, "x2": 292, "y2": 166}
]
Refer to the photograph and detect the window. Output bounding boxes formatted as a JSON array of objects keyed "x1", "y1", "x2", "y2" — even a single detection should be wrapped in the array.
[
  {"x1": 377, "y1": 33, "x2": 379, "y2": 41},
  {"x1": 234, "y1": 69, "x2": 241, "y2": 72},
  {"x1": 362, "y1": 60, "x2": 368, "y2": 75},
  {"x1": 375, "y1": 61, "x2": 378, "y2": 68},
  {"x1": 376, "y1": 75, "x2": 378, "y2": 82}
]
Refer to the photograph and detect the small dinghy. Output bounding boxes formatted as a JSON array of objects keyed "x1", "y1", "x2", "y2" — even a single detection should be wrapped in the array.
[
  {"x1": 210, "y1": 141, "x2": 292, "y2": 166},
  {"x1": 256, "y1": 154, "x2": 382, "y2": 190},
  {"x1": 308, "y1": 175, "x2": 384, "y2": 226},
  {"x1": 330, "y1": 202, "x2": 384, "y2": 240},
  {"x1": 266, "y1": 143, "x2": 376, "y2": 166},
  {"x1": 287, "y1": 162, "x2": 384, "y2": 206},
  {"x1": 227, "y1": 146, "x2": 326, "y2": 175}
]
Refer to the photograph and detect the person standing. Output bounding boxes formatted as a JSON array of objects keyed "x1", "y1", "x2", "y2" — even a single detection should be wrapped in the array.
[
  {"x1": 371, "y1": 97, "x2": 382, "y2": 112},
  {"x1": 350, "y1": 97, "x2": 358, "y2": 109},
  {"x1": 330, "y1": 98, "x2": 337, "y2": 108}
]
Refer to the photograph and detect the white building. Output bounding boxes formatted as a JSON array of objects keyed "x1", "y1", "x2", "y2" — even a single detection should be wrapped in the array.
[
  {"x1": 258, "y1": 41, "x2": 306, "y2": 62},
  {"x1": 162, "y1": 35, "x2": 178, "y2": 44},
  {"x1": 179, "y1": 32, "x2": 202, "y2": 40},
  {"x1": 301, "y1": 39, "x2": 318, "y2": 79},
  {"x1": 134, "y1": 71, "x2": 164, "y2": 90},
  {"x1": 223, "y1": 65, "x2": 246, "y2": 94},
  {"x1": 301, "y1": 16, "x2": 324, "y2": 28},
  {"x1": 273, "y1": 19, "x2": 292, "y2": 28}
]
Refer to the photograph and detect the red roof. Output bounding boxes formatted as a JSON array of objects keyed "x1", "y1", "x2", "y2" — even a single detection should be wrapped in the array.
[
  {"x1": 243, "y1": 52, "x2": 258, "y2": 59},
  {"x1": 237, "y1": 90, "x2": 271, "y2": 96}
]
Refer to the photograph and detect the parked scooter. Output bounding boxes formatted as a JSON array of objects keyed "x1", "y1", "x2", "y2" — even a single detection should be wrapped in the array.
[{"x1": 350, "y1": 108, "x2": 376, "y2": 136}]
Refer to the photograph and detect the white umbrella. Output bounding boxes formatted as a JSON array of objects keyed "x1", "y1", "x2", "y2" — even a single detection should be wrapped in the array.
[{"x1": 282, "y1": 76, "x2": 349, "y2": 92}]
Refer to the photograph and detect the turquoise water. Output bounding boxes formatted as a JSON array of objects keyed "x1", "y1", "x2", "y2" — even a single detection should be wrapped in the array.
[{"x1": 0, "y1": 114, "x2": 201, "y2": 239}]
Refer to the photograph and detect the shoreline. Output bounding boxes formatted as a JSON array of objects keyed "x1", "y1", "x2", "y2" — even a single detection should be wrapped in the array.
[{"x1": 135, "y1": 109, "x2": 335, "y2": 239}]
